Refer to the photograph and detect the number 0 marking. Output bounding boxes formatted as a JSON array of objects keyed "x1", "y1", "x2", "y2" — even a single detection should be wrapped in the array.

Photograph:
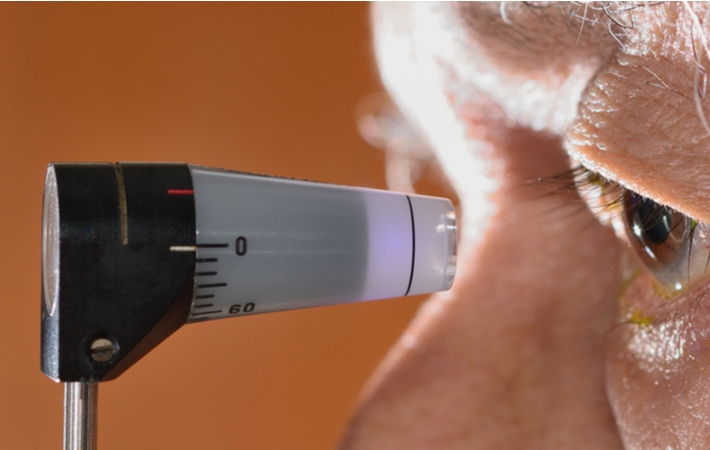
[{"x1": 236, "y1": 236, "x2": 247, "y2": 256}]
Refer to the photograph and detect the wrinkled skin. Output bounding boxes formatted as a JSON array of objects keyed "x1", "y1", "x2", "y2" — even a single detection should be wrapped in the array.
[{"x1": 339, "y1": 3, "x2": 710, "y2": 449}]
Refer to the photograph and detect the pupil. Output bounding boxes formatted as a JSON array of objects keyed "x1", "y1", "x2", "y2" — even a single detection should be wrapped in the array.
[{"x1": 633, "y1": 196, "x2": 673, "y2": 245}]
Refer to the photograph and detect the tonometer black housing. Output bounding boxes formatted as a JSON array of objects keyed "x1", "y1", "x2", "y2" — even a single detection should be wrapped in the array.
[{"x1": 41, "y1": 163, "x2": 196, "y2": 382}]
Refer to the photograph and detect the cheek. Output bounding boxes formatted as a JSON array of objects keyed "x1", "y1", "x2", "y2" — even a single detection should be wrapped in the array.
[{"x1": 607, "y1": 271, "x2": 710, "y2": 448}]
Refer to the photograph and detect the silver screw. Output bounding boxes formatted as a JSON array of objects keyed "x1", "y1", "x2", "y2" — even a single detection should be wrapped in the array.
[{"x1": 90, "y1": 338, "x2": 116, "y2": 363}]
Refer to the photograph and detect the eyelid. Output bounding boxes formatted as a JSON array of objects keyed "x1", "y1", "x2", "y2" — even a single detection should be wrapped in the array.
[{"x1": 564, "y1": 38, "x2": 710, "y2": 226}]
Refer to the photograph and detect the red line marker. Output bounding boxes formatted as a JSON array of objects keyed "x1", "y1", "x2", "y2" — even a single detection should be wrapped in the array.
[{"x1": 167, "y1": 189, "x2": 194, "y2": 195}]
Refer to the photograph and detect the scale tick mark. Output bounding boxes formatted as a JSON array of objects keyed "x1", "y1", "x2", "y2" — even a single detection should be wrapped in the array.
[
  {"x1": 192, "y1": 310, "x2": 222, "y2": 316},
  {"x1": 196, "y1": 258, "x2": 218, "y2": 263},
  {"x1": 197, "y1": 283, "x2": 227, "y2": 289}
]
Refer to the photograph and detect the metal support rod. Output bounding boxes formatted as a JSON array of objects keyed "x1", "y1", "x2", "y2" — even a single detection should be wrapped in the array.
[{"x1": 64, "y1": 382, "x2": 98, "y2": 450}]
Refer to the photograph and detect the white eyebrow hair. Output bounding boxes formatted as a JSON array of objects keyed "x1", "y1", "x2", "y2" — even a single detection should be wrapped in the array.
[
  {"x1": 475, "y1": 2, "x2": 665, "y2": 52},
  {"x1": 476, "y1": 2, "x2": 710, "y2": 136},
  {"x1": 683, "y1": 1, "x2": 710, "y2": 138}
]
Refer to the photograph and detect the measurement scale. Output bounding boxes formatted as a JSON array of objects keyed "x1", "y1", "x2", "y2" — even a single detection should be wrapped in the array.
[{"x1": 41, "y1": 162, "x2": 457, "y2": 450}]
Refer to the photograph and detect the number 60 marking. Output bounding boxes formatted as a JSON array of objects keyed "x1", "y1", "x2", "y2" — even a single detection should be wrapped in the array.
[{"x1": 229, "y1": 303, "x2": 255, "y2": 314}]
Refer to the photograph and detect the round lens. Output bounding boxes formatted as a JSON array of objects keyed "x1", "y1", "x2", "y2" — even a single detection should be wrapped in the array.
[{"x1": 42, "y1": 166, "x2": 60, "y2": 316}]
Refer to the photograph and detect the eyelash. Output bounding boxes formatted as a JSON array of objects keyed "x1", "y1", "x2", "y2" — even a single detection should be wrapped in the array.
[
  {"x1": 563, "y1": 166, "x2": 625, "y2": 217},
  {"x1": 536, "y1": 165, "x2": 625, "y2": 226}
]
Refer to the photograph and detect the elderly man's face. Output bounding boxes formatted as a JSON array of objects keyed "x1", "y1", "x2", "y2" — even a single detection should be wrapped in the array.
[{"x1": 340, "y1": 3, "x2": 710, "y2": 449}]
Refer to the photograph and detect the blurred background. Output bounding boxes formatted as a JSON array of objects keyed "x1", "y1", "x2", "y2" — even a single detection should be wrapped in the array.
[{"x1": 0, "y1": 3, "x2": 452, "y2": 449}]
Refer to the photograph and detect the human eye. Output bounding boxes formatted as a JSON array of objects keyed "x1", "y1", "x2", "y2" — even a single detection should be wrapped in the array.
[{"x1": 572, "y1": 167, "x2": 710, "y2": 297}]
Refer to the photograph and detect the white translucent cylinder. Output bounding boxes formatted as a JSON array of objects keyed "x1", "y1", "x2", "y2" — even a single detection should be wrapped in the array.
[{"x1": 187, "y1": 165, "x2": 456, "y2": 322}]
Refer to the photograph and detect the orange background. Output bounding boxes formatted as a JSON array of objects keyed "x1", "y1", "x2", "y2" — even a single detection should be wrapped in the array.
[{"x1": 0, "y1": 4, "x2": 437, "y2": 449}]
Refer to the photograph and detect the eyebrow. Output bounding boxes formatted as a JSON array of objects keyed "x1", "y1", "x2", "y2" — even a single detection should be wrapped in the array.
[
  {"x1": 455, "y1": 2, "x2": 666, "y2": 57},
  {"x1": 449, "y1": 2, "x2": 626, "y2": 77}
]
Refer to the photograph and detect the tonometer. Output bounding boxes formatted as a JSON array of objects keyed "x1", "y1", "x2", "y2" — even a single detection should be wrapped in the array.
[{"x1": 41, "y1": 162, "x2": 457, "y2": 449}]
